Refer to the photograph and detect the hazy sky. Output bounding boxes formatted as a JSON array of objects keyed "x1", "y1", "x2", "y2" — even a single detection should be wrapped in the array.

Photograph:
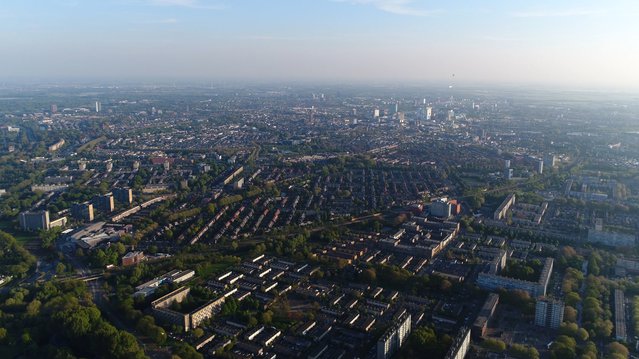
[{"x1": 1, "y1": 0, "x2": 639, "y2": 89}]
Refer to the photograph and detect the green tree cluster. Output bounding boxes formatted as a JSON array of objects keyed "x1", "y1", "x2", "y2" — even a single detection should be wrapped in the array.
[
  {"x1": 0, "y1": 230, "x2": 36, "y2": 278},
  {"x1": 0, "y1": 281, "x2": 146, "y2": 358}
]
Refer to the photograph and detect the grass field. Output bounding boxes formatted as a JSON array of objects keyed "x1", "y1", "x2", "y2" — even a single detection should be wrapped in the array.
[{"x1": 0, "y1": 220, "x2": 38, "y2": 244}]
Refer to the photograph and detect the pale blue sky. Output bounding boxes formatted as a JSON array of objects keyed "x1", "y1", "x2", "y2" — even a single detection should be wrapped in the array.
[{"x1": 1, "y1": 0, "x2": 638, "y2": 88}]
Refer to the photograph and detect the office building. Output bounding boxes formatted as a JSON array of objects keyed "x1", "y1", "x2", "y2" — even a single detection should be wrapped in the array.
[
  {"x1": 95, "y1": 101, "x2": 101, "y2": 113},
  {"x1": 19, "y1": 211, "x2": 50, "y2": 231},
  {"x1": 537, "y1": 159, "x2": 544, "y2": 174},
  {"x1": 93, "y1": 194, "x2": 115, "y2": 213},
  {"x1": 377, "y1": 312, "x2": 411, "y2": 359},
  {"x1": 50, "y1": 104, "x2": 57, "y2": 113},
  {"x1": 425, "y1": 106, "x2": 432, "y2": 120},
  {"x1": 71, "y1": 203, "x2": 94, "y2": 222},
  {"x1": 373, "y1": 109, "x2": 380, "y2": 118},
  {"x1": 535, "y1": 298, "x2": 564, "y2": 329},
  {"x1": 114, "y1": 188, "x2": 133, "y2": 205}
]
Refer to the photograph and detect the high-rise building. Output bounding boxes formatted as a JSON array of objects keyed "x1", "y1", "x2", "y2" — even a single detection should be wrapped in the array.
[
  {"x1": 534, "y1": 298, "x2": 564, "y2": 329},
  {"x1": 95, "y1": 101, "x2": 102, "y2": 113},
  {"x1": 388, "y1": 102, "x2": 398, "y2": 115},
  {"x1": 448, "y1": 109, "x2": 455, "y2": 121},
  {"x1": 377, "y1": 313, "x2": 411, "y2": 359},
  {"x1": 504, "y1": 168, "x2": 513, "y2": 180},
  {"x1": 397, "y1": 112, "x2": 405, "y2": 124},
  {"x1": 106, "y1": 162, "x2": 113, "y2": 172},
  {"x1": 132, "y1": 160, "x2": 140, "y2": 171},
  {"x1": 50, "y1": 104, "x2": 58, "y2": 113},
  {"x1": 373, "y1": 109, "x2": 380, "y2": 118},
  {"x1": 114, "y1": 188, "x2": 134, "y2": 205},
  {"x1": 503, "y1": 160, "x2": 512, "y2": 179},
  {"x1": 19, "y1": 211, "x2": 50, "y2": 231},
  {"x1": 537, "y1": 159, "x2": 544, "y2": 174},
  {"x1": 71, "y1": 203, "x2": 94, "y2": 222},
  {"x1": 544, "y1": 154, "x2": 557, "y2": 169},
  {"x1": 425, "y1": 106, "x2": 432, "y2": 120},
  {"x1": 93, "y1": 194, "x2": 115, "y2": 213}
]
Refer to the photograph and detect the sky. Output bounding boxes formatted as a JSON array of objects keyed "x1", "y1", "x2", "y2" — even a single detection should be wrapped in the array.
[{"x1": 1, "y1": 0, "x2": 639, "y2": 89}]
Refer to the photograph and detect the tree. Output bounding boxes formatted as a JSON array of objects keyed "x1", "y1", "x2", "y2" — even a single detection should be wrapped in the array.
[
  {"x1": 564, "y1": 306, "x2": 578, "y2": 323},
  {"x1": 606, "y1": 342, "x2": 628, "y2": 359},
  {"x1": 26, "y1": 299, "x2": 41, "y2": 317},
  {"x1": 360, "y1": 268, "x2": 377, "y2": 283},
  {"x1": 39, "y1": 228, "x2": 61, "y2": 249},
  {"x1": 565, "y1": 292, "x2": 581, "y2": 307},
  {"x1": 260, "y1": 310, "x2": 273, "y2": 325},
  {"x1": 56, "y1": 262, "x2": 66, "y2": 274},
  {"x1": 510, "y1": 343, "x2": 540, "y2": 359},
  {"x1": 173, "y1": 342, "x2": 203, "y2": 359},
  {"x1": 192, "y1": 328, "x2": 204, "y2": 339},
  {"x1": 482, "y1": 338, "x2": 506, "y2": 352}
]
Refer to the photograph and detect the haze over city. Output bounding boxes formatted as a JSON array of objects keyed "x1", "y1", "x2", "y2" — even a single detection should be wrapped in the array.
[
  {"x1": 2, "y1": 2, "x2": 639, "y2": 359},
  {"x1": 2, "y1": 0, "x2": 639, "y2": 89}
]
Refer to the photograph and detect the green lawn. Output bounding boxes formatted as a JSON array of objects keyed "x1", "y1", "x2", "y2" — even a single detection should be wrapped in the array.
[{"x1": 0, "y1": 220, "x2": 38, "y2": 244}]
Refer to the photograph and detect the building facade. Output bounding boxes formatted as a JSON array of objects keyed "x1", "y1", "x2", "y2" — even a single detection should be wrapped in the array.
[
  {"x1": 71, "y1": 203, "x2": 94, "y2": 222},
  {"x1": 534, "y1": 298, "x2": 564, "y2": 329},
  {"x1": 377, "y1": 312, "x2": 411, "y2": 359},
  {"x1": 19, "y1": 211, "x2": 50, "y2": 231},
  {"x1": 113, "y1": 188, "x2": 133, "y2": 205}
]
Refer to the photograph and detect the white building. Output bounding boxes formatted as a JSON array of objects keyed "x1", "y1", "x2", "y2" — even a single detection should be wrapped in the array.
[{"x1": 377, "y1": 313, "x2": 411, "y2": 359}]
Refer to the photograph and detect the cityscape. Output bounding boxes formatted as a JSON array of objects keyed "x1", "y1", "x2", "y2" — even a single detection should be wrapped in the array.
[{"x1": 1, "y1": 1, "x2": 639, "y2": 359}]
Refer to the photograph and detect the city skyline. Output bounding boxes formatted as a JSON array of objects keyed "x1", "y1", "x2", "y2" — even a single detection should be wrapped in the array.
[{"x1": 1, "y1": 0, "x2": 639, "y2": 89}]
